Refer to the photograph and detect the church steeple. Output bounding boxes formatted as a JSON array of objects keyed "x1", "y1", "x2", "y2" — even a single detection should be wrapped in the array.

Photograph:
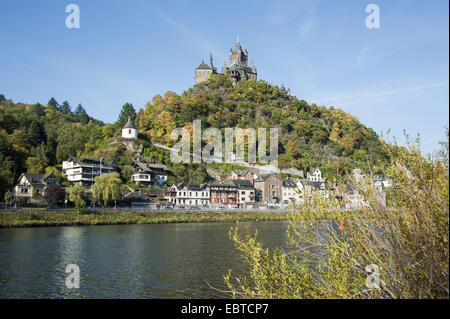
[{"x1": 210, "y1": 53, "x2": 214, "y2": 68}]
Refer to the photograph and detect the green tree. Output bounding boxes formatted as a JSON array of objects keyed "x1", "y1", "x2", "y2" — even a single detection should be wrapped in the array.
[
  {"x1": 0, "y1": 151, "x2": 15, "y2": 200},
  {"x1": 91, "y1": 172, "x2": 123, "y2": 206},
  {"x1": 102, "y1": 124, "x2": 116, "y2": 139},
  {"x1": 66, "y1": 183, "x2": 87, "y2": 214},
  {"x1": 47, "y1": 97, "x2": 59, "y2": 110},
  {"x1": 28, "y1": 103, "x2": 45, "y2": 116},
  {"x1": 26, "y1": 156, "x2": 46, "y2": 173},
  {"x1": 59, "y1": 101, "x2": 71, "y2": 114},
  {"x1": 116, "y1": 103, "x2": 136, "y2": 128},
  {"x1": 27, "y1": 120, "x2": 46, "y2": 146},
  {"x1": 56, "y1": 123, "x2": 86, "y2": 162},
  {"x1": 120, "y1": 165, "x2": 134, "y2": 183},
  {"x1": 75, "y1": 104, "x2": 90, "y2": 124},
  {"x1": 4, "y1": 190, "x2": 11, "y2": 209}
]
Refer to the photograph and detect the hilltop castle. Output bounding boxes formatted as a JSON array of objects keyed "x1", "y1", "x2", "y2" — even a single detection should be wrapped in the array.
[{"x1": 195, "y1": 40, "x2": 257, "y2": 86}]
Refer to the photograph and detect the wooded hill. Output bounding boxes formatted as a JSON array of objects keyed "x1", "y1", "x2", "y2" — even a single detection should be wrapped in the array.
[
  {"x1": 0, "y1": 75, "x2": 391, "y2": 198},
  {"x1": 137, "y1": 75, "x2": 389, "y2": 177}
]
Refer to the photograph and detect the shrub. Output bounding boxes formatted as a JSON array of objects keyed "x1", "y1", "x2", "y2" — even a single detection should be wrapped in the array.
[{"x1": 225, "y1": 136, "x2": 449, "y2": 299}]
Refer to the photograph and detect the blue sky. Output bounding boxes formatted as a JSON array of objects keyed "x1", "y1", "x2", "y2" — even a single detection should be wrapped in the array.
[{"x1": 0, "y1": 0, "x2": 448, "y2": 155}]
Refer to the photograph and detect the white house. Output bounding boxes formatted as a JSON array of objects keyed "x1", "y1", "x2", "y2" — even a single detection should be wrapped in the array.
[
  {"x1": 167, "y1": 183, "x2": 210, "y2": 207},
  {"x1": 62, "y1": 157, "x2": 116, "y2": 188},
  {"x1": 282, "y1": 179, "x2": 305, "y2": 206},
  {"x1": 122, "y1": 117, "x2": 138, "y2": 139},
  {"x1": 12, "y1": 173, "x2": 59, "y2": 203},
  {"x1": 307, "y1": 168, "x2": 325, "y2": 182}
]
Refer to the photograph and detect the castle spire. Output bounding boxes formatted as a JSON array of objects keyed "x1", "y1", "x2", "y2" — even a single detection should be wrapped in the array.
[
  {"x1": 221, "y1": 61, "x2": 227, "y2": 74},
  {"x1": 235, "y1": 36, "x2": 242, "y2": 52}
]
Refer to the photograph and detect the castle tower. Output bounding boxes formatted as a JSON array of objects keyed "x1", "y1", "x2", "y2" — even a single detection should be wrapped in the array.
[
  {"x1": 229, "y1": 40, "x2": 248, "y2": 66},
  {"x1": 195, "y1": 55, "x2": 217, "y2": 84}
]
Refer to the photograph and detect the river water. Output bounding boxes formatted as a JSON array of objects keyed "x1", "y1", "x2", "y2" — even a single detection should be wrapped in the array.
[{"x1": 0, "y1": 221, "x2": 289, "y2": 298}]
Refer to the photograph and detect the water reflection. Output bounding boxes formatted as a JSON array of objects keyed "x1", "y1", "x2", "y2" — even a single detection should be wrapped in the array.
[{"x1": 0, "y1": 221, "x2": 289, "y2": 298}]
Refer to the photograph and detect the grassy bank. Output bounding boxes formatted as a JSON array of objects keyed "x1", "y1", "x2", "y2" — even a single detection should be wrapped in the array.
[{"x1": 0, "y1": 210, "x2": 291, "y2": 228}]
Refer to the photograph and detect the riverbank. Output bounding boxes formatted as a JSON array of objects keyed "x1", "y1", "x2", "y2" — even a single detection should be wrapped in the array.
[{"x1": 0, "y1": 210, "x2": 291, "y2": 228}]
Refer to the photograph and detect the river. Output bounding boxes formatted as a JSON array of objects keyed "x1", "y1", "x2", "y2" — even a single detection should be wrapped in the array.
[{"x1": 0, "y1": 221, "x2": 289, "y2": 298}]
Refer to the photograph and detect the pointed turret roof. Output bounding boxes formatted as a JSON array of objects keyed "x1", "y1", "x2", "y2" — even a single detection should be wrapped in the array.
[{"x1": 123, "y1": 116, "x2": 136, "y2": 129}]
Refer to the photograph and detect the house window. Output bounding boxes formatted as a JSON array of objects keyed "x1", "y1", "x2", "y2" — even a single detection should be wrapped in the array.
[{"x1": 128, "y1": 129, "x2": 132, "y2": 134}]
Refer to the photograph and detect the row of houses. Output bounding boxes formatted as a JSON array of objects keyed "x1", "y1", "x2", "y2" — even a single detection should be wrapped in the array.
[
  {"x1": 166, "y1": 180, "x2": 256, "y2": 208},
  {"x1": 162, "y1": 168, "x2": 329, "y2": 208},
  {"x1": 12, "y1": 156, "x2": 326, "y2": 207},
  {"x1": 12, "y1": 153, "x2": 391, "y2": 209}
]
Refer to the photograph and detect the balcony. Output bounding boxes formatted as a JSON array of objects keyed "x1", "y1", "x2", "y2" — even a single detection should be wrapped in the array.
[{"x1": 132, "y1": 174, "x2": 152, "y2": 182}]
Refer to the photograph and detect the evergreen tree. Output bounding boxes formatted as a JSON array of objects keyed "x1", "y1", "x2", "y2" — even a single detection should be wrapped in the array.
[
  {"x1": 27, "y1": 120, "x2": 46, "y2": 146},
  {"x1": 47, "y1": 97, "x2": 59, "y2": 110},
  {"x1": 29, "y1": 103, "x2": 45, "y2": 116},
  {"x1": 75, "y1": 103, "x2": 86, "y2": 114},
  {"x1": 75, "y1": 104, "x2": 90, "y2": 124},
  {"x1": 116, "y1": 103, "x2": 136, "y2": 127},
  {"x1": 59, "y1": 101, "x2": 71, "y2": 114}
]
